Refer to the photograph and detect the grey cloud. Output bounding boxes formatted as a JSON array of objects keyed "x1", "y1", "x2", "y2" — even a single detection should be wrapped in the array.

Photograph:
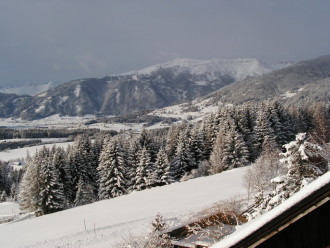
[{"x1": 0, "y1": 0, "x2": 329, "y2": 86}]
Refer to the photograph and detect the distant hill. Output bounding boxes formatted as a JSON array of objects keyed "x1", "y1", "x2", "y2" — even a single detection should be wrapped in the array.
[
  {"x1": 206, "y1": 55, "x2": 330, "y2": 105},
  {"x1": 0, "y1": 82, "x2": 59, "y2": 96},
  {"x1": 1, "y1": 58, "x2": 283, "y2": 120}
]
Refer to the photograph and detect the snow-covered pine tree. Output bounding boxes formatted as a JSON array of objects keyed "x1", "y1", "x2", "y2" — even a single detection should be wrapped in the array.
[
  {"x1": 251, "y1": 133, "x2": 328, "y2": 217},
  {"x1": 267, "y1": 101, "x2": 294, "y2": 147},
  {"x1": 170, "y1": 130, "x2": 195, "y2": 181},
  {"x1": 69, "y1": 135, "x2": 98, "y2": 200},
  {"x1": 74, "y1": 177, "x2": 97, "y2": 206},
  {"x1": 134, "y1": 147, "x2": 154, "y2": 191},
  {"x1": 221, "y1": 128, "x2": 250, "y2": 171},
  {"x1": 189, "y1": 124, "x2": 206, "y2": 166},
  {"x1": 152, "y1": 148, "x2": 172, "y2": 186},
  {"x1": 126, "y1": 137, "x2": 141, "y2": 192},
  {"x1": 52, "y1": 147, "x2": 72, "y2": 206},
  {"x1": 209, "y1": 129, "x2": 226, "y2": 174},
  {"x1": 98, "y1": 138, "x2": 127, "y2": 200},
  {"x1": 165, "y1": 125, "x2": 180, "y2": 161},
  {"x1": 19, "y1": 152, "x2": 43, "y2": 212},
  {"x1": 38, "y1": 149, "x2": 66, "y2": 214},
  {"x1": 254, "y1": 106, "x2": 277, "y2": 157}
]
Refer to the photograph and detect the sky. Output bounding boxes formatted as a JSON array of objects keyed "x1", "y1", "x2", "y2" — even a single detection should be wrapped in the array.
[{"x1": 0, "y1": 0, "x2": 329, "y2": 87}]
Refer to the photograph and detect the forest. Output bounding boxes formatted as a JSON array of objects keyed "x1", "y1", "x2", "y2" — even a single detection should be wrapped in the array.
[{"x1": 0, "y1": 101, "x2": 329, "y2": 217}]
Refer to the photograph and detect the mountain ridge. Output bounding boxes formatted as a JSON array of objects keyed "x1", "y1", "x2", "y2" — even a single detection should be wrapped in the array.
[{"x1": 1, "y1": 57, "x2": 282, "y2": 120}]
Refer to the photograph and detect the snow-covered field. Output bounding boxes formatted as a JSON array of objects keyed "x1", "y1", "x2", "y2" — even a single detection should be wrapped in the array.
[
  {"x1": 0, "y1": 202, "x2": 20, "y2": 224},
  {"x1": 0, "y1": 138, "x2": 68, "y2": 144},
  {"x1": 0, "y1": 142, "x2": 73, "y2": 162},
  {"x1": 0, "y1": 167, "x2": 249, "y2": 248}
]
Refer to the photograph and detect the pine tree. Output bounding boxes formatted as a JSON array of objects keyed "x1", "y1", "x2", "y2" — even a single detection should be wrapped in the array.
[
  {"x1": 134, "y1": 147, "x2": 153, "y2": 191},
  {"x1": 53, "y1": 147, "x2": 72, "y2": 206},
  {"x1": 170, "y1": 130, "x2": 195, "y2": 181},
  {"x1": 98, "y1": 138, "x2": 127, "y2": 200},
  {"x1": 221, "y1": 129, "x2": 249, "y2": 170},
  {"x1": 189, "y1": 125, "x2": 206, "y2": 165},
  {"x1": 254, "y1": 106, "x2": 276, "y2": 157},
  {"x1": 74, "y1": 177, "x2": 97, "y2": 206},
  {"x1": 19, "y1": 153, "x2": 42, "y2": 212},
  {"x1": 38, "y1": 151, "x2": 66, "y2": 214},
  {"x1": 69, "y1": 135, "x2": 97, "y2": 200},
  {"x1": 209, "y1": 130, "x2": 226, "y2": 174},
  {"x1": 152, "y1": 148, "x2": 172, "y2": 186},
  {"x1": 251, "y1": 133, "x2": 328, "y2": 217}
]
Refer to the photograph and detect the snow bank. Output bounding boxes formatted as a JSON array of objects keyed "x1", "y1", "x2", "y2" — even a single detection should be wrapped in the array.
[{"x1": 0, "y1": 167, "x2": 249, "y2": 248}]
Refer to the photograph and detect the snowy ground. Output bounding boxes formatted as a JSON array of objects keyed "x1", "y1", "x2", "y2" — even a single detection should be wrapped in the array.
[
  {"x1": 0, "y1": 138, "x2": 68, "y2": 144},
  {"x1": 0, "y1": 201, "x2": 21, "y2": 224},
  {"x1": 0, "y1": 115, "x2": 171, "y2": 132},
  {"x1": 0, "y1": 142, "x2": 73, "y2": 162},
  {"x1": 0, "y1": 167, "x2": 249, "y2": 248}
]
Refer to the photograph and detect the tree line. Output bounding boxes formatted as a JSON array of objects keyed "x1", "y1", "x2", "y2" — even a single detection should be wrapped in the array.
[{"x1": 0, "y1": 101, "x2": 328, "y2": 215}]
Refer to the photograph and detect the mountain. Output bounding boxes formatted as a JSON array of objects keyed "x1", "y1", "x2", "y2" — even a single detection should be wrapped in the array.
[
  {"x1": 5, "y1": 58, "x2": 283, "y2": 120},
  {"x1": 206, "y1": 55, "x2": 330, "y2": 105},
  {"x1": 0, "y1": 82, "x2": 59, "y2": 96},
  {"x1": 148, "y1": 56, "x2": 330, "y2": 122},
  {"x1": 0, "y1": 93, "x2": 31, "y2": 118}
]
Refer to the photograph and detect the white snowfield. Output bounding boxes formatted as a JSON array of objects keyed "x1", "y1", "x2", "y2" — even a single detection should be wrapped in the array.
[
  {"x1": 211, "y1": 171, "x2": 330, "y2": 248},
  {"x1": 0, "y1": 167, "x2": 249, "y2": 248},
  {"x1": 0, "y1": 142, "x2": 73, "y2": 162}
]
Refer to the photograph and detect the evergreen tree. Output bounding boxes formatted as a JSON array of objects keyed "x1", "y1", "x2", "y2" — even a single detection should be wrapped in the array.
[
  {"x1": 221, "y1": 129, "x2": 249, "y2": 170},
  {"x1": 189, "y1": 125, "x2": 206, "y2": 165},
  {"x1": 74, "y1": 177, "x2": 97, "y2": 206},
  {"x1": 19, "y1": 153, "x2": 42, "y2": 212},
  {"x1": 170, "y1": 130, "x2": 195, "y2": 180},
  {"x1": 134, "y1": 147, "x2": 153, "y2": 191},
  {"x1": 152, "y1": 148, "x2": 172, "y2": 186},
  {"x1": 209, "y1": 130, "x2": 226, "y2": 174},
  {"x1": 98, "y1": 138, "x2": 127, "y2": 200},
  {"x1": 251, "y1": 133, "x2": 328, "y2": 217},
  {"x1": 53, "y1": 147, "x2": 72, "y2": 205},
  {"x1": 38, "y1": 150, "x2": 66, "y2": 214}
]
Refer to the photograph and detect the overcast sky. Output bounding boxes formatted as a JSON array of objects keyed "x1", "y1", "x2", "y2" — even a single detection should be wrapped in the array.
[{"x1": 0, "y1": 0, "x2": 329, "y2": 86}]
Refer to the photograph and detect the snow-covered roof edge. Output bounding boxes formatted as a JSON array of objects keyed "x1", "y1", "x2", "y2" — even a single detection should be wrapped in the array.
[{"x1": 211, "y1": 171, "x2": 330, "y2": 248}]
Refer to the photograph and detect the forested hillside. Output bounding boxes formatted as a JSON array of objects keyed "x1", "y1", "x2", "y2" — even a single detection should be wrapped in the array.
[{"x1": 1, "y1": 101, "x2": 328, "y2": 215}]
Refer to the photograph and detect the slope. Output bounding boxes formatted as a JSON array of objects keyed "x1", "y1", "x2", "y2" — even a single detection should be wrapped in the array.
[
  {"x1": 0, "y1": 167, "x2": 249, "y2": 248},
  {"x1": 206, "y1": 55, "x2": 330, "y2": 105},
  {"x1": 3, "y1": 58, "x2": 286, "y2": 120}
]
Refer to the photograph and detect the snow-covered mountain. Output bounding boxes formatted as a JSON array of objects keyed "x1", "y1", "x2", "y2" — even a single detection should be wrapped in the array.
[
  {"x1": 1, "y1": 58, "x2": 287, "y2": 120},
  {"x1": 0, "y1": 82, "x2": 59, "y2": 96},
  {"x1": 125, "y1": 58, "x2": 290, "y2": 82}
]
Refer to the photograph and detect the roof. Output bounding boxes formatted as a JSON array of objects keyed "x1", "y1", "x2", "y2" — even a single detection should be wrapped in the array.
[{"x1": 211, "y1": 171, "x2": 330, "y2": 248}]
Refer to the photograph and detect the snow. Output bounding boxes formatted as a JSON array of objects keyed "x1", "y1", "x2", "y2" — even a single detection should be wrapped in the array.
[
  {"x1": 0, "y1": 202, "x2": 21, "y2": 223},
  {"x1": 282, "y1": 91, "x2": 297, "y2": 98},
  {"x1": 0, "y1": 115, "x2": 96, "y2": 129},
  {"x1": 211, "y1": 171, "x2": 330, "y2": 248},
  {"x1": 35, "y1": 104, "x2": 45, "y2": 113},
  {"x1": 74, "y1": 85, "x2": 81, "y2": 97},
  {"x1": 149, "y1": 97, "x2": 219, "y2": 122},
  {"x1": 123, "y1": 58, "x2": 291, "y2": 82},
  {"x1": 195, "y1": 81, "x2": 210, "y2": 86},
  {"x1": 0, "y1": 82, "x2": 57, "y2": 96},
  {"x1": 0, "y1": 167, "x2": 249, "y2": 248},
  {"x1": 59, "y1": 96, "x2": 69, "y2": 104},
  {"x1": 0, "y1": 142, "x2": 73, "y2": 162}
]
